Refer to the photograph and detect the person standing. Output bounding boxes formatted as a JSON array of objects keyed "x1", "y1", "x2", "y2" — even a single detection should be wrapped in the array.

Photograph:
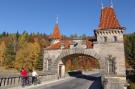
[
  {"x1": 32, "y1": 69, "x2": 38, "y2": 84},
  {"x1": 21, "y1": 68, "x2": 28, "y2": 87}
]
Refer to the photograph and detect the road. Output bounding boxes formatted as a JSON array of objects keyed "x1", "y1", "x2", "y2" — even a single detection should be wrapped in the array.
[{"x1": 29, "y1": 73, "x2": 102, "y2": 89}]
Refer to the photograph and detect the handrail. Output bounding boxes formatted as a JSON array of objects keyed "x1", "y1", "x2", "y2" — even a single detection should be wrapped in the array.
[
  {"x1": 0, "y1": 75, "x2": 40, "y2": 87},
  {"x1": 0, "y1": 74, "x2": 57, "y2": 87}
]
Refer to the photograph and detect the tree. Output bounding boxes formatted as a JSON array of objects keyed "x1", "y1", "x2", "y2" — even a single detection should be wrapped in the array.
[
  {"x1": 15, "y1": 43, "x2": 31, "y2": 70},
  {"x1": 35, "y1": 51, "x2": 43, "y2": 71},
  {"x1": 0, "y1": 41, "x2": 6, "y2": 66},
  {"x1": 124, "y1": 33, "x2": 135, "y2": 68},
  {"x1": 4, "y1": 42, "x2": 16, "y2": 68},
  {"x1": 18, "y1": 32, "x2": 29, "y2": 48},
  {"x1": 16, "y1": 31, "x2": 20, "y2": 40},
  {"x1": 15, "y1": 42, "x2": 41, "y2": 70},
  {"x1": 81, "y1": 34, "x2": 87, "y2": 39},
  {"x1": 70, "y1": 34, "x2": 78, "y2": 39},
  {"x1": 29, "y1": 42, "x2": 41, "y2": 68}
]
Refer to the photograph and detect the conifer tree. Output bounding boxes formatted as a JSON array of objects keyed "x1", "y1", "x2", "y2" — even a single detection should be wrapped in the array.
[{"x1": 4, "y1": 42, "x2": 16, "y2": 68}]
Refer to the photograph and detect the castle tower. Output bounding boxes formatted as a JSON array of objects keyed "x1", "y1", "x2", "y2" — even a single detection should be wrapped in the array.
[
  {"x1": 49, "y1": 18, "x2": 62, "y2": 44},
  {"x1": 96, "y1": 6, "x2": 124, "y2": 43},
  {"x1": 94, "y1": 6, "x2": 127, "y2": 89},
  {"x1": 95, "y1": 6, "x2": 126, "y2": 75}
]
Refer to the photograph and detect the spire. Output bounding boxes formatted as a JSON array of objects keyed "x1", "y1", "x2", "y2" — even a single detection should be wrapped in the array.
[
  {"x1": 50, "y1": 19, "x2": 61, "y2": 39},
  {"x1": 97, "y1": 6, "x2": 122, "y2": 30},
  {"x1": 110, "y1": 0, "x2": 113, "y2": 8},
  {"x1": 56, "y1": 16, "x2": 58, "y2": 24},
  {"x1": 100, "y1": 0, "x2": 114, "y2": 9},
  {"x1": 101, "y1": 0, "x2": 104, "y2": 9}
]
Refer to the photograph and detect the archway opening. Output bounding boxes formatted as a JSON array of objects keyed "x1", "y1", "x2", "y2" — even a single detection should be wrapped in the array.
[{"x1": 61, "y1": 54, "x2": 100, "y2": 72}]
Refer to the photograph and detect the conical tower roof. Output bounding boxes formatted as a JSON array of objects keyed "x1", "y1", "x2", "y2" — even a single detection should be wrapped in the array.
[
  {"x1": 97, "y1": 7, "x2": 122, "y2": 30},
  {"x1": 50, "y1": 23, "x2": 61, "y2": 39}
]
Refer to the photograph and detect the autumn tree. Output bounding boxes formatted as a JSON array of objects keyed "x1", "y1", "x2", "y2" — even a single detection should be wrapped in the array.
[
  {"x1": 0, "y1": 41, "x2": 6, "y2": 66},
  {"x1": 29, "y1": 42, "x2": 41, "y2": 68},
  {"x1": 18, "y1": 32, "x2": 29, "y2": 48},
  {"x1": 15, "y1": 42, "x2": 41, "y2": 70},
  {"x1": 4, "y1": 42, "x2": 16, "y2": 68}
]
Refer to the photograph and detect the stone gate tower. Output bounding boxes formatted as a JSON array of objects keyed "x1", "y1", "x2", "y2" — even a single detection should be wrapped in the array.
[
  {"x1": 94, "y1": 6, "x2": 127, "y2": 89},
  {"x1": 95, "y1": 6, "x2": 126, "y2": 76}
]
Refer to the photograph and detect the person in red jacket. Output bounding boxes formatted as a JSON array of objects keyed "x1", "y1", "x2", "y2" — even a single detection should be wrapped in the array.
[{"x1": 21, "y1": 68, "x2": 28, "y2": 87}]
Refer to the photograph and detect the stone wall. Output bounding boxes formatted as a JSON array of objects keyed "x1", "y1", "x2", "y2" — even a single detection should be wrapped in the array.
[
  {"x1": 103, "y1": 77, "x2": 127, "y2": 89},
  {"x1": 93, "y1": 42, "x2": 126, "y2": 76},
  {"x1": 43, "y1": 48, "x2": 107, "y2": 76}
]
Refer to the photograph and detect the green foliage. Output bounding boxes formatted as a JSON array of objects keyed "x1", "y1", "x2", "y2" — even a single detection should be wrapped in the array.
[
  {"x1": 124, "y1": 33, "x2": 135, "y2": 88},
  {"x1": 124, "y1": 33, "x2": 135, "y2": 68}
]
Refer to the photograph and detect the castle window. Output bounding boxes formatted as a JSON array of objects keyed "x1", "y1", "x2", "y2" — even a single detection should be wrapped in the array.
[
  {"x1": 114, "y1": 36, "x2": 117, "y2": 42},
  {"x1": 107, "y1": 55, "x2": 116, "y2": 75},
  {"x1": 104, "y1": 36, "x2": 107, "y2": 42},
  {"x1": 108, "y1": 59, "x2": 115, "y2": 74}
]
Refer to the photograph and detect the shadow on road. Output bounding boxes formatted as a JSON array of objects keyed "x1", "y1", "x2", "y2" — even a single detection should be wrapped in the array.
[{"x1": 68, "y1": 71, "x2": 102, "y2": 89}]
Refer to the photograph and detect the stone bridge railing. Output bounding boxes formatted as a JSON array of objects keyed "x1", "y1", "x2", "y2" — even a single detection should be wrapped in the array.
[
  {"x1": 0, "y1": 74, "x2": 57, "y2": 88},
  {"x1": 0, "y1": 76, "x2": 22, "y2": 87}
]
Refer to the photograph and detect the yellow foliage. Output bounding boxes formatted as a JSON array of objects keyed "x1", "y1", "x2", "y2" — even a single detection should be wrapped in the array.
[
  {"x1": 15, "y1": 42, "x2": 41, "y2": 70},
  {"x1": 0, "y1": 41, "x2": 6, "y2": 66}
]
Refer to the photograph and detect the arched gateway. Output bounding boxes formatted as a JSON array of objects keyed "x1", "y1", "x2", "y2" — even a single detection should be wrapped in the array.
[
  {"x1": 44, "y1": 48, "x2": 106, "y2": 76},
  {"x1": 43, "y1": 6, "x2": 127, "y2": 89}
]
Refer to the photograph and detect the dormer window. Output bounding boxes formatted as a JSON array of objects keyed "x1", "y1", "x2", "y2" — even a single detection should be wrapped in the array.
[
  {"x1": 61, "y1": 44, "x2": 65, "y2": 49},
  {"x1": 104, "y1": 36, "x2": 107, "y2": 42},
  {"x1": 114, "y1": 36, "x2": 117, "y2": 42}
]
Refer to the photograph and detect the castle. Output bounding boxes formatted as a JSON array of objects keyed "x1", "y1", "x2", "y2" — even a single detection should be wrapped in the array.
[{"x1": 43, "y1": 5, "x2": 127, "y2": 89}]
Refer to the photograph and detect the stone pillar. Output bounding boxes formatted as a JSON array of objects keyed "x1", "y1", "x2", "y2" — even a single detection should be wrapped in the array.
[{"x1": 103, "y1": 77, "x2": 127, "y2": 89}]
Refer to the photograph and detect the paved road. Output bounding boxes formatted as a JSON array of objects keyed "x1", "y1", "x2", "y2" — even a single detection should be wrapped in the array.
[{"x1": 29, "y1": 74, "x2": 102, "y2": 89}]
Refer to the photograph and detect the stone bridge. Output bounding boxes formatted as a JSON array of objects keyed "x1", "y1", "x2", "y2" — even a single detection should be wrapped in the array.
[{"x1": 43, "y1": 48, "x2": 107, "y2": 76}]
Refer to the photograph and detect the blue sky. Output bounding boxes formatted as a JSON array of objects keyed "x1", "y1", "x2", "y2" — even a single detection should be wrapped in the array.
[{"x1": 0, "y1": 0, "x2": 134, "y2": 36}]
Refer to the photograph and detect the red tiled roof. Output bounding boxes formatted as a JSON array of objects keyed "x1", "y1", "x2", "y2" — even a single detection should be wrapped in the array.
[
  {"x1": 98, "y1": 7, "x2": 122, "y2": 30},
  {"x1": 50, "y1": 24, "x2": 62, "y2": 39},
  {"x1": 86, "y1": 39, "x2": 93, "y2": 48},
  {"x1": 47, "y1": 40, "x2": 72, "y2": 50},
  {"x1": 46, "y1": 39, "x2": 93, "y2": 50}
]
